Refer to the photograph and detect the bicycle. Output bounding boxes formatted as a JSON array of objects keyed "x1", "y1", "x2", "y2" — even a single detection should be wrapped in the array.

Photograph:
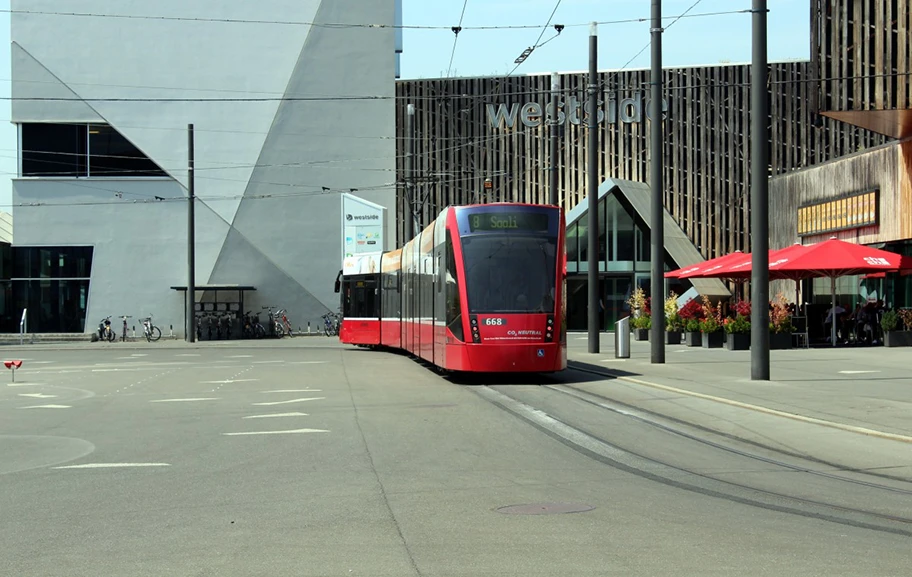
[
  {"x1": 322, "y1": 312, "x2": 341, "y2": 337},
  {"x1": 141, "y1": 315, "x2": 162, "y2": 342},
  {"x1": 276, "y1": 308, "x2": 294, "y2": 337},
  {"x1": 120, "y1": 315, "x2": 132, "y2": 342}
]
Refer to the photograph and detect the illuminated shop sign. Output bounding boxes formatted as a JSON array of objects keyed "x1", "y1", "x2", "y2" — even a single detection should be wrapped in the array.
[{"x1": 797, "y1": 190, "x2": 879, "y2": 237}]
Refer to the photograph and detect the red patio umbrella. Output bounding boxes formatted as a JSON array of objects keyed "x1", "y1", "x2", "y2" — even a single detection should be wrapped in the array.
[
  {"x1": 770, "y1": 238, "x2": 912, "y2": 346},
  {"x1": 683, "y1": 243, "x2": 811, "y2": 281},
  {"x1": 667, "y1": 250, "x2": 745, "y2": 279}
]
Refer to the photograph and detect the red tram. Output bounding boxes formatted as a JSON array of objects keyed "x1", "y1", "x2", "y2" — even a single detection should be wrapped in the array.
[{"x1": 338, "y1": 203, "x2": 567, "y2": 373}]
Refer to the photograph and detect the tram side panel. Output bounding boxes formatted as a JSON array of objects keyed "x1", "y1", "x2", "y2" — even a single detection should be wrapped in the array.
[
  {"x1": 380, "y1": 250, "x2": 402, "y2": 349},
  {"x1": 432, "y1": 210, "x2": 450, "y2": 369},
  {"x1": 417, "y1": 222, "x2": 435, "y2": 365}
]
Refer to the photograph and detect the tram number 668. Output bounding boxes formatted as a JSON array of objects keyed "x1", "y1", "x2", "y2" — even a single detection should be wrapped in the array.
[{"x1": 483, "y1": 318, "x2": 506, "y2": 326}]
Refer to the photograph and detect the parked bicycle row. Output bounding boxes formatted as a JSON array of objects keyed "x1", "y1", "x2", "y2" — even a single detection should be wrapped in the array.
[
  {"x1": 194, "y1": 306, "x2": 295, "y2": 340},
  {"x1": 93, "y1": 315, "x2": 162, "y2": 342}
]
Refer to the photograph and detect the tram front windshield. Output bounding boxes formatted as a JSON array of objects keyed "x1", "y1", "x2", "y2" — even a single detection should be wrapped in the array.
[{"x1": 462, "y1": 234, "x2": 558, "y2": 314}]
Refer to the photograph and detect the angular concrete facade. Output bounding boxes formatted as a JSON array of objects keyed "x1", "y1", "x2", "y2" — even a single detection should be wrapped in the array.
[{"x1": 11, "y1": 1, "x2": 398, "y2": 334}]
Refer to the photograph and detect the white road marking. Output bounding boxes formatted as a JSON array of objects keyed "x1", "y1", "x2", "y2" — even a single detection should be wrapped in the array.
[
  {"x1": 150, "y1": 398, "x2": 219, "y2": 403},
  {"x1": 92, "y1": 368, "x2": 160, "y2": 373},
  {"x1": 131, "y1": 354, "x2": 148, "y2": 357},
  {"x1": 600, "y1": 359, "x2": 627, "y2": 363},
  {"x1": 227, "y1": 355, "x2": 253, "y2": 358},
  {"x1": 201, "y1": 379, "x2": 259, "y2": 384},
  {"x1": 243, "y1": 412, "x2": 309, "y2": 419},
  {"x1": 20, "y1": 404, "x2": 71, "y2": 409},
  {"x1": 253, "y1": 397, "x2": 325, "y2": 406},
  {"x1": 18, "y1": 393, "x2": 57, "y2": 399},
  {"x1": 53, "y1": 463, "x2": 170, "y2": 469},
  {"x1": 223, "y1": 429, "x2": 329, "y2": 436},
  {"x1": 176, "y1": 354, "x2": 201, "y2": 357},
  {"x1": 252, "y1": 360, "x2": 285, "y2": 364},
  {"x1": 8, "y1": 383, "x2": 44, "y2": 387},
  {"x1": 838, "y1": 370, "x2": 881, "y2": 374},
  {"x1": 261, "y1": 389, "x2": 322, "y2": 393}
]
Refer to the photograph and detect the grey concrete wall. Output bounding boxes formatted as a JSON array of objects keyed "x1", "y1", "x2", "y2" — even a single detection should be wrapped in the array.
[{"x1": 11, "y1": 0, "x2": 397, "y2": 332}]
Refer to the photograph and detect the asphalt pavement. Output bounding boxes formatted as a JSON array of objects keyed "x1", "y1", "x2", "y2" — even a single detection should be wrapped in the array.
[{"x1": 1, "y1": 338, "x2": 910, "y2": 576}]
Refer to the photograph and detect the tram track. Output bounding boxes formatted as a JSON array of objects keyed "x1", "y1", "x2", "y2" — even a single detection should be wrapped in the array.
[{"x1": 471, "y1": 378, "x2": 912, "y2": 537}]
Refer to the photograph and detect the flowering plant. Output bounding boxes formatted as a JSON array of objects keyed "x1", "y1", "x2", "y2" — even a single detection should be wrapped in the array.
[
  {"x1": 627, "y1": 287, "x2": 651, "y2": 329},
  {"x1": 626, "y1": 287, "x2": 647, "y2": 317},
  {"x1": 664, "y1": 292, "x2": 683, "y2": 332},
  {"x1": 768, "y1": 293, "x2": 794, "y2": 334},
  {"x1": 678, "y1": 300, "x2": 703, "y2": 332},
  {"x1": 724, "y1": 314, "x2": 751, "y2": 334},
  {"x1": 732, "y1": 299, "x2": 751, "y2": 318},
  {"x1": 898, "y1": 309, "x2": 912, "y2": 331},
  {"x1": 699, "y1": 296, "x2": 723, "y2": 333}
]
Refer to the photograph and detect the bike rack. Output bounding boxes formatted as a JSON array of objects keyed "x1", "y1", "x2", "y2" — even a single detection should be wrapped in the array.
[{"x1": 19, "y1": 308, "x2": 27, "y2": 345}]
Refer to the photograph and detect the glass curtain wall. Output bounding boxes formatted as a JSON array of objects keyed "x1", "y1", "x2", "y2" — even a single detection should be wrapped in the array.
[{"x1": 10, "y1": 247, "x2": 94, "y2": 333}]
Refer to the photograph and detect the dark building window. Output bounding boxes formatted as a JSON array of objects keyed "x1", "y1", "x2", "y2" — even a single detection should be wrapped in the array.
[
  {"x1": 9, "y1": 246, "x2": 93, "y2": 333},
  {"x1": 20, "y1": 123, "x2": 166, "y2": 178},
  {"x1": 12, "y1": 279, "x2": 91, "y2": 333},
  {"x1": 21, "y1": 123, "x2": 87, "y2": 177},
  {"x1": 13, "y1": 246, "x2": 94, "y2": 279},
  {"x1": 89, "y1": 124, "x2": 166, "y2": 177}
]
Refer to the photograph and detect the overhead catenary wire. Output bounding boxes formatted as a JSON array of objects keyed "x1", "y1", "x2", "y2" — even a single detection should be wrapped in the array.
[
  {"x1": 508, "y1": 0, "x2": 565, "y2": 76},
  {"x1": 446, "y1": 0, "x2": 470, "y2": 78},
  {"x1": 0, "y1": 7, "x2": 750, "y2": 30}
]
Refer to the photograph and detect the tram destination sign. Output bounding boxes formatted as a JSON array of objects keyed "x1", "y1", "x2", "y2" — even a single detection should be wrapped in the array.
[
  {"x1": 487, "y1": 91, "x2": 669, "y2": 130},
  {"x1": 468, "y1": 211, "x2": 550, "y2": 232}
]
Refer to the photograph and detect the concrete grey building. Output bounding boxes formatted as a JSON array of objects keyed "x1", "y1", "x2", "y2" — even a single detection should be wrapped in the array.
[{"x1": 10, "y1": 0, "x2": 400, "y2": 335}]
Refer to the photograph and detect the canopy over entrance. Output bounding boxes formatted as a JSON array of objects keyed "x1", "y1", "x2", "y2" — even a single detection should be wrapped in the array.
[{"x1": 566, "y1": 178, "x2": 731, "y2": 301}]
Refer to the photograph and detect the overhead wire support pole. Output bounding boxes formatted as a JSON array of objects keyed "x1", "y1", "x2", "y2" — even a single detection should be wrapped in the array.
[
  {"x1": 405, "y1": 103, "x2": 416, "y2": 241},
  {"x1": 750, "y1": 0, "x2": 770, "y2": 380},
  {"x1": 549, "y1": 72, "x2": 560, "y2": 207},
  {"x1": 587, "y1": 22, "x2": 599, "y2": 354},
  {"x1": 186, "y1": 123, "x2": 196, "y2": 343},
  {"x1": 649, "y1": 0, "x2": 665, "y2": 364}
]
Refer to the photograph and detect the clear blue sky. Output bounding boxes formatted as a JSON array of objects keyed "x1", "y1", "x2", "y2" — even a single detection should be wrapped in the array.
[{"x1": 0, "y1": 0, "x2": 809, "y2": 213}]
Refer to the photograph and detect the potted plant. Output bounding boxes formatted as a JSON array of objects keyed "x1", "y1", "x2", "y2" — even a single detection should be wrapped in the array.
[
  {"x1": 699, "y1": 296, "x2": 724, "y2": 348},
  {"x1": 632, "y1": 313, "x2": 651, "y2": 341},
  {"x1": 665, "y1": 292, "x2": 683, "y2": 344},
  {"x1": 768, "y1": 293, "x2": 794, "y2": 350},
  {"x1": 882, "y1": 309, "x2": 912, "y2": 347},
  {"x1": 724, "y1": 314, "x2": 751, "y2": 350},
  {"x1": 678, "y1": 299, "x2": 704, "y2": 347},
  {"x1": 626, "y1": 288, "x2": 651, "y2": 341}
]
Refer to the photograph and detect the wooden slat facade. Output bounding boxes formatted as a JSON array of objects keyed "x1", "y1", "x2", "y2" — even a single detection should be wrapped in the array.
[{"x1": 394, "y1": 1, "x2": 909, "y2": 263}]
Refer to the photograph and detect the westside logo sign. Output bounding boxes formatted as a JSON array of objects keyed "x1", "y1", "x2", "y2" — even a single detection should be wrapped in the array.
[{"x1": 487, "y1": 91, "x2": 669, "y2": 129}]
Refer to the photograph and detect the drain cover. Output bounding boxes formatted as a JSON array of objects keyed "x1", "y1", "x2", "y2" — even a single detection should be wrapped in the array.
[{"x1": 496, "y1": 503, "x2": 595, "y2": 515}]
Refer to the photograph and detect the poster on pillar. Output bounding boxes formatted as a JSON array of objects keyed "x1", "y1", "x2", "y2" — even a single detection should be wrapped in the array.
[{"x1": 341, "y1": 193, "x2": 387, "y2": 273}]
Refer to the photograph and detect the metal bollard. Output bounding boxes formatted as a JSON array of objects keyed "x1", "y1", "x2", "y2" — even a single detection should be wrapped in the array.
[
  {"x1": 615, "y1": 316, "x2": 630, "y2": 359},
  {"x1": 307, "y1": 321, "x2": 311, "y2": 334}
]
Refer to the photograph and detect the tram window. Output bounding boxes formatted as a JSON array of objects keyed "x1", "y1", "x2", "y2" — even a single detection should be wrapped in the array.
[
  {"x1": 462, "y1": 235, "x2": 557, "y2": 314},
  {"x1": 344, "y1": 277, "x2": 379, "y2": 318}
]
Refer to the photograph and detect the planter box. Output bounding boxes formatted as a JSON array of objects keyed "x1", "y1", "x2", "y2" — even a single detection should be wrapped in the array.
[
  {"x1": 666, "y1": 331, "x2": 682, "y2": 345},
  {"x1": 701, "y1": 331, "x2": 724, "y2": 349},
  {"x1": 633, "y1": 328, "x2": 649, "y2": 341},
  {"x1": 884, "y1": 331, "x2": 912, "y2": 347},
  {"x1": 769, "y1": 332, "x2": 793, "y2": 350},
  {"x1": 725, "y1": 332, "x2": 750, "y2": 350},
  {"x1": 685, "y1": 331, "x2": 701, "y2": 347}
]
